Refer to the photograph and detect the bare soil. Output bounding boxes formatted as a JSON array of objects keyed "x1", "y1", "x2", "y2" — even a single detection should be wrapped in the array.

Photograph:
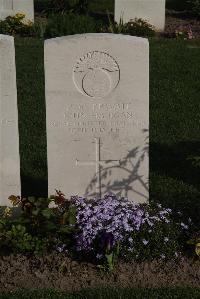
[
  {"x1": 0, "y1": 253, "x2": 199, "y2": 292},
  {"x1": 165, "y1": 10, "x2": 200, "y2": 38}
]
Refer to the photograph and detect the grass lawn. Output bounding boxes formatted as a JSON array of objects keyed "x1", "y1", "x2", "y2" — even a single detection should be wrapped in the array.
[
  {"x1": 88, "y1": 0, "x2": 114, "y2": 13},
  {"x1": 15, "y1": 37, "x2": 200, "y2": 224},
  {"x1": 1, "y1": 287, "x2": 200, "y2": 299}
]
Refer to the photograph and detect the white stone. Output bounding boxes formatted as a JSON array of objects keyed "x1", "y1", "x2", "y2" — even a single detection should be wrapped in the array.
[
  {"x1": 0, "y1": 0, "x2": 34, "y2": 22},
  {"x1": 115, "y1": 0, "x2": 166, "y2": 31},
  {"x1": 0, "y1": 35, "x2": 21, "y2": 205},
  {"x1": 45, "y1": 34, "x2": 149, "y2": 203}
]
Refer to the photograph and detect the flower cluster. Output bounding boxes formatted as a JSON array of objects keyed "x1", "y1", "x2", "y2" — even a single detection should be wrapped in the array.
[
  {"x1": 0, "y1": 13, "x2": 33, "y2": 36},
  {"x1": 175, "y1": 26, "x2": 194, "y2": 40},
  {"x1": 73, "y1": 195, "x2": 144, "y2": 251},
  {"x1": 72, "y1": 195, "x2": 191, "y2": 261}
]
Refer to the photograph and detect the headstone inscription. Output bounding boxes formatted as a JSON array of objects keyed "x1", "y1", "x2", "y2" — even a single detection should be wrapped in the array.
[
  {"x1": 45, "y1": 34, "x2": 149, "y2": 203},
  {"x1": 0, "y1": 0, "x2": 34, "y2": 21},
  {"x1": 115, "y1": 0, "x2": 166, "y2": 31},
  {"x1": 0, "y1": 35, "x2": 21, "y2": 205}
]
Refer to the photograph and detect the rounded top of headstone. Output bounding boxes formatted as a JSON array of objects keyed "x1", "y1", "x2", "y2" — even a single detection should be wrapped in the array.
[
  {"x1": 0, "y1": 34, "x2": 14, "y2": 42},
  {"x1": 45, "y1": 33, "x2": 149, "y2": 46}
]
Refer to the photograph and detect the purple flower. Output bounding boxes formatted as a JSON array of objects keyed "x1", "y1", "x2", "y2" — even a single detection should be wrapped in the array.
[
  {"x1": 56, "y1": 243, "x2": 67, "y2": 253},
  {"x1": 181, "y1": 222, "x2": 188, "y2": 230},
  {"x1": 142, "y1": 239, "x2": 149, "y2": 245},
  {"x1": 128, "y1": 237, "x2": 133, "y2": 243},
  {"x1": 72, "y1": 195, "x2": 178, "y2": 256},
  {"x1": 96, "y1": 253, "x2": 103, "y2": 259}
]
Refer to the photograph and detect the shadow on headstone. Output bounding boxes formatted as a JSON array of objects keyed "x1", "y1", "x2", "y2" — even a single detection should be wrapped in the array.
[{"x1": 85, "y1": 130, "x2": 149, "y2": 201}]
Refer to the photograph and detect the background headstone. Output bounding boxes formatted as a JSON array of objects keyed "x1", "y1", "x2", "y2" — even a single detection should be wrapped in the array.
[
  {"x1": 0, "y1": 0, "x2": 34, "y2": 22},
  {"x1": 115, "y1": 0, "x2": 166, "y2": 31},
  {"x1": 0, "y1": 35, "x2": 21, "y2": 205},
  {"x1": 45, "y1": 34, "x2": 149, "y2": 203}
]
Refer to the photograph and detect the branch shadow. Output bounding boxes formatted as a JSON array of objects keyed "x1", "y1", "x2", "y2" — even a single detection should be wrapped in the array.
[{"x1": 84, "y1": 130, "x2": 149, "y2": 201}]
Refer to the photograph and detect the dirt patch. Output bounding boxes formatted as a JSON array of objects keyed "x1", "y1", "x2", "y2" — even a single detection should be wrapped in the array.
[
  {"x1": 164, "y1": 10, "x2": 200, "y2": 38},
  {"x1": 0, "y1": 253, "x2": 199, "y2": 292}
]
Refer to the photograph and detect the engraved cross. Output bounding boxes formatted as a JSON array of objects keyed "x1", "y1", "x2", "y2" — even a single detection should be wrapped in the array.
[{"x1": 76, "y1": 138, "x2": 120, "y2": 198}]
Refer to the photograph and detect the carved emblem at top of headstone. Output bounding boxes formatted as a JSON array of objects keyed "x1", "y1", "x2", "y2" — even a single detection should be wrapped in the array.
[{"x1": 73, "y1": 51, "x2": 120, "y2": 99}]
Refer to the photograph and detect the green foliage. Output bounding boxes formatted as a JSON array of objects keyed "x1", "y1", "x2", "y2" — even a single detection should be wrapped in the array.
[
  {"x1": 0, "y1": 205, "x2": 47, "y2": 254},
  {"x1": 187, "y1": 231, "x2": 200, "y2": 257},
  {"x1": 0, "y1": 8, "x2": 154, "y2": 38},
  {"x1": 188, "y1": 0, "x2": 200, "y2": 16},
  {"x1": 0, "y1": 13, "x2": 33, "y2": 36},
  {"x1": 187, "y1": 155, "x2": 200, "y2": 167},
  {"x1": 34, "y1": 0, "x2": 114, "y2": 15},
  {"x1": 0, "y1": 192, "x2": 77, "y2": 254},
  {"x1": 105, "y1": 244, "x2": 119, "y2": 272},
  {"x1": 44, "y1": 13, "x2": 101, "y2": 38},
  {"x1": 2, "y1": 224, "x2": 48, "y2": 254},
  {"x1": 34, "y1": 0, "x2": 52, "y2": 13},
  {"x1": 9, "y1": 195, "x2": 56, "y2": 235},
  {"x1": 107, "y1": 16, "x2": 155, "y2": 37},
  {"x1": 34, "y1": 0, "x2": 88, "y2": 15},
  {"x1": 126, "y1": 19, "x2": 155, "y2": 37},
  {"x1": 50, "y1": 191, "x2": 77, "y2": 241},
  {"x1": 122, "y1": 204, "x2": 190, "y2": 262}
]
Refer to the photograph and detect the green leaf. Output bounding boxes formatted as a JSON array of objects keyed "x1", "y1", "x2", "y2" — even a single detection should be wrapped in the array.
[
  {"x1": 27, "y1": 197, "x2": 36, "y2": 203},
  {"x1": 195, "y1": 243, "x2": 200, "y2": 257},
  {"x1": 68, "y1": 206, "x2": 77, "y2": 225},
  {"x1": 59, "y1": 226, "x2": 71, "y2": 234},
  {"x1": 41, "y1": 209, "x2": 53, "y2": 219},
  {"x1": 32, "y1": 209, "x2": 39, "y2": 216}
]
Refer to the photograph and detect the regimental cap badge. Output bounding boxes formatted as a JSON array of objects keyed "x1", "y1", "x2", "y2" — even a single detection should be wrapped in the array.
[{"x1": 73, "y1": 51, "x2": 120, "y2": 99}]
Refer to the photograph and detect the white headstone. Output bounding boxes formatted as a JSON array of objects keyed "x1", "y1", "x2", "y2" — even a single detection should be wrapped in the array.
[
  {"x1": 0, "y1": 0, "x2": 34, "y2": 22},
  {"x1": 115, "y1": 0, "x2": 166, "y2": 31},
  {"x1": 45, "y1": 34, "x2": 149, "y2": 203},
  {"x1": 0, "y1": 35, "x2": 21, "y2": 205}
]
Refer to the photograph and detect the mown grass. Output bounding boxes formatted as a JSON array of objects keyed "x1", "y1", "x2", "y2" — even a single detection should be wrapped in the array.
[
  {"x1": 88, "y1": 0, "x2": 114, "y2": 13},
  {"x1": 150, "y1": 39, "x2": 200, "y2": 224},
  {"x1": 15, "y1": 38, "x2": 47, "y2": 197},
  {"x1": 15, "y1": 37, "x2": 200, "y2": 224},
  {"x1": 1, "y1": 287, "x2": 200, "y2": 299}
]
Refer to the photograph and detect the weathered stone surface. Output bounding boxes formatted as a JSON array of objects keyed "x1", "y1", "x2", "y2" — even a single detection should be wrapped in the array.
[
  {"x1": 115, "y1": 0, "x2": 166, "y2": 31},
  {"x1": 0, "y1": 35, "x2": 21, "y2": 205},
  {"x1": 0, "y1": 0, "x2": 34, "y2": 21},
  {"x1": 45, "y1": 34, "x2": 149, "y2": 203}
]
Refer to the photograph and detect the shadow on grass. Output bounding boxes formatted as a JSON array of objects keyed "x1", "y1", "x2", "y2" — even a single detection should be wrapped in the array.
[
  {"x1": 151, "y1": 141, "x2": 200, "y2": 191},
  {"x1": 21, "y1": 175, "x2": 47, "y2": 198},
  {"x1": 150, "y1": 141, "x2": 200, "y2": 226}
]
